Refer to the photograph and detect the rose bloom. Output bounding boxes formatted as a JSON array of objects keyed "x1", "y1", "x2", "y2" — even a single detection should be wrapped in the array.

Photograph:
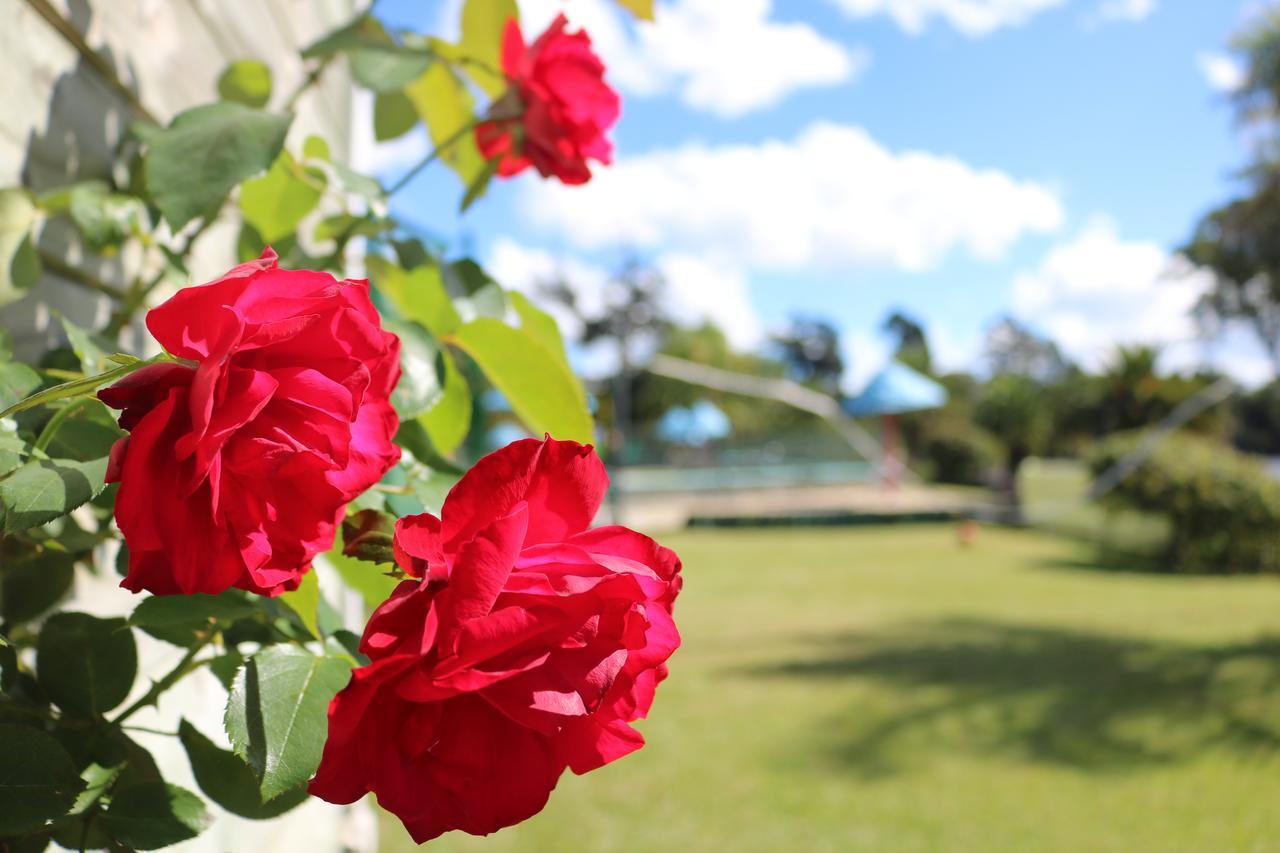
[
  {"x1": 475, "y1": 14, "x2": 620, "y2": 185},
  {"x1": 309, "y1": 437, "x2": 681, "y2": 842},
  {"x1": 98, "y1": 248, "x2": 400, "y2": 596}
]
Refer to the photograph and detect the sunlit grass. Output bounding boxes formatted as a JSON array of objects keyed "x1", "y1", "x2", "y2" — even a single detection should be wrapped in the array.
[{"x1": 380, "y1": 524, "x2": 1280, "y2": 852}]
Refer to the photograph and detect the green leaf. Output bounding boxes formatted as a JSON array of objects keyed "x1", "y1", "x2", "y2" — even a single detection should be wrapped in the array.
[
  {"x1": 374, "y1": 259, "x2": 461, "y2": 336},
  {"x1": 614, "y1": 0, "x2": 655, "y2": 19},
  {"x1": 0, "y1": 724, "x2": 84, "y2": 837},
  {"x1": 0, "y1": 189, "x2": 41, "y2": 308},
  {"x1": 459, "y1": 155, "x2": 499, "y2": 212},
  {"x1": 100, "y1": 783, "x2": 209, "y2": 850},
  {"x1": 239, "y1": 151, "x2": 326, "y2": 244},
  {"x1": 36, "y1": 613, "x2": 136, "y2": 717},
  {"x1": 459, "y1": 0, "x2": 518, "y2": 97},
  {"x1": 421, "y1": 349, "x2": 471, "y2": 454},
  {"x1": 0, "y1": 456, "x2": 111, "y2": 534},
  {"x1": 0, "y1": 360, "x2": 41, "y2": 412},
  {"x1": 352, "y1": 46, "x2": 433, "y2": 92},
  {"x1": 144, "y1": 102, "x2": 292, "y2": 230},
  {"x1": 389, "y1": 320, "x2": 444, "y2": 420},
  {"x1": 324, "y1": 543, "x2": 399, "y2": 611},
  {"x1": 129, "y1": 592, "x2": 258, "y2": 647},
  {"x1": 510, "y1": 291, "x2": 570, "y2": 369},
  {"x1": 40, "y1": 398, "x2": 124, "y2": 462},
  {"x1": 342, "y1": 509, "x2": 396, "y2": 564},
  {"x1": 0, "y1": 429, "x2": 22, "y2": 479},
  {"x1": 451, "y1": 318, "x2": 594, "y2": 443},
  {"x1": 178, "y1": 720, "x2": 308, "y2": 820},
  {"x1": 302, "y1": 134, "x2": 331, "y2": 162},
  {"x1": 59, "y1": 317, "x2": 112, "y2": 375},
  {"x1": 404, "y1": 63, "x2": 486, "y2": 187},
  {"x1": 224, "y1": 646, "x2": 352, "y2": 800},
  {"x1": 0, "y1": 548, "x2": 75, "y2": 623},
  {"x1": 332, "y1": 159, "x2": 385, "y2": 203},
  {"x1": 444, "y1": 258, "x2": 506, "y2": 319},
  {"x1": 374, "y1": 89, "x2": 418, "y2": 141},
  {"x1": 217, "y1": 59, "x2": 273, "y2": 108},
  {"x1": 277, "y1": 570, "x2": 321, "y2": 640},
  {"x1": 301, "y1": 13, "x2": 390, "y2": 58},
  {"x1": 67, "y1": 181, "x2": 146, "y2": 252}
]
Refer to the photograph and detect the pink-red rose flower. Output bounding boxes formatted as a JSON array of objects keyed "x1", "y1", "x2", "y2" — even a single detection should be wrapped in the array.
[
  {"x1": 475, "y1": 14, "x2": 620, "y2": 186},
  {"x1": 98, "y1": 248, "x2": 401, "y2": 596},
  {"x1": 308, "y1": 437, "x2": 681, "y2": 842}
]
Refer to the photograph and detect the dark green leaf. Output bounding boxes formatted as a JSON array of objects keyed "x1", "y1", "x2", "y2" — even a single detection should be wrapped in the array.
[
  {"x1": 129, "y1": 592, "x2": 258, "y2": 647},
  {"x1": 352, "y1": 46, "x2": 433, "y2": 92},
  {"x1": 0, "y1": 548, "x2": 75, "y2": 623},
  {"x1": 36, "y1": 613, "x2": 136, "y2": 717},
  {"x1": 301, "y1": 13, "x2": 390, "y2": 58},
  {"x1": 370, "y1": 257, "x2": 461, "y2": 336},
  {"x1": 342, "y1": 509, "x2": 396, "y2": 564},
  {"x1": 277, "y1": 570, "x2": 321, "y2": 640},
  {"x1": 0, "y1": 723, "x2": 84, "y2": 837},
  {"x1": 324, "y1": 543, "x2": 399, "y2": 611},
  {"x1": 144, "y1": 102, "x2": 293, "y2": 230},
  {"x1": 0, "y1": 427, "x2": 28, "y2": 478},
  {"x1": 224, "y1": 646, "x2": 353, "y2": 800},
  {"x1": 0, "y1": 456, "x2": 111, "y2": 534},
  {"x1": 374, "y1": 90, "x2": 418, "y2": 141},
  {"x1": 332, "y1": 160, "x2": 385, "y2": 202},
  {"x1": 444, "y1": 258, "x2": 506, "y2": 319},
  {"x1": 239, "y1": 151, "x2": 326, "y2": 243},
  {"x1": 178, "y1": 721, "x2": 308, "y2": 820},
  {"x1": 100, "y1": 783, "x2": 209, "y2": 850},
  {"x1": 509, "y1": 291, "x2": 570, "y2": 369},
  {"x1": 450, "y1": 318, "x2": 594, "y2": 443},
  {"x1": 67, "y1": 181, "x2": 146, "y2": 252},
  {"x1": 59, "y1": 317, "x2": 113, "y2": 375},
  {"x1": 389, "y1": 320, "x2": 444, "y2": 419},
  {"x1": 217, "y1": 59, "x2": 272, "y2": 108},
  {"x1": 41, "y1": 398, "x2": 124, "y2": 462},
  {"x1": 394, "y1": 418, "x2": 464, "y2": 474}
]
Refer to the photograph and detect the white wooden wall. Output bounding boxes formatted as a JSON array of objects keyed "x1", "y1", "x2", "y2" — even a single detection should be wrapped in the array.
[{"x1": 0, "y1": 2, "x2": 381, "y2": 850}]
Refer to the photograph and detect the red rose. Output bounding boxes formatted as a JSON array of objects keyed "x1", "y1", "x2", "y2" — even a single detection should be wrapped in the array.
[
  {"x1": 475, "y1": 14, "x2": 620, "y2": 185},
  {"x1": 98, "y1": 248, "x2": 401, "y2": 596},
  {"x1": 309, "y1": 437, "x2": 681, "y2": 842}
]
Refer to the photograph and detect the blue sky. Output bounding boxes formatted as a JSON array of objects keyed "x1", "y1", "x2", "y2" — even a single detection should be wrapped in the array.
[{"x1": 370, "y1": 0, "x2": 1264, "y2": 387}]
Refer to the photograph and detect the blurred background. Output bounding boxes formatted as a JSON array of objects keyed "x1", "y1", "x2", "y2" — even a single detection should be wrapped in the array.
[{"x1": 10, "y1": 0, "x2": 1280, "y2": 850}]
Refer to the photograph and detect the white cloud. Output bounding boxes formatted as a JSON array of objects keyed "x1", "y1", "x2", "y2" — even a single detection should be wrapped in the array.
[
  {"x1": 827, "y1": 0, "x2": 1067, "y2": 36},
  {"x1": 1197, "y1": 51, "x2": 1246, "y2": 93},
  {"x1": 1010, "y1": 218, "x2": 1214, "y2": 371},
  {"x1": 511, "y1": 0, "x2": 863, "y2": 117},
  {"x1": 486, "y1": 239, "x2": 764, "y2": 368},
  {"x1": 518, "y1": 121, "x2": 1064, "y2": 272},
  {"x1": 1096, "y1": 0, "x2": 1156, "y2": 22}
]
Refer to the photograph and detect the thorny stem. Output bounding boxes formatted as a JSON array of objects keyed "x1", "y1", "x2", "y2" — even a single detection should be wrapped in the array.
[
  {"x1": 387, "y1": 118, "x2": 482, "y2": 196},
  {"x1": 109, "y1": 636, "x2": 213, "y2": 728}
]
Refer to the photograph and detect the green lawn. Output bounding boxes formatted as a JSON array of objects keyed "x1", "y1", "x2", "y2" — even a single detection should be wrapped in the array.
[{"x1": 381, "y1": 524, "x2": 1280, "y2": 852}]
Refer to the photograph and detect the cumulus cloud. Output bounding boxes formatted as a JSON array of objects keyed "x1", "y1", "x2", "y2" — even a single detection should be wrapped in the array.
[
  {"x1": 827, "y1": 0, "x2": 1067, "y2": 36},
  {"x1": 1096, "y1": 0, "x2": 1156, "y2": 22},
  {"x1": 435, "y1": 0, "x2": 862, "y2": 117},
  {"x1": 486, "y1": 239, "x2": 765, "y2": 362},
  {"x1": 1197, "y1": 51, "x2": 1246, "y2": 93},
  {"x1": 1010, "y1": 218, "x2": 1214, "y2": 371},
  {"x1": 518, "y1": 121, "x2": 1064, "y2": 272}
]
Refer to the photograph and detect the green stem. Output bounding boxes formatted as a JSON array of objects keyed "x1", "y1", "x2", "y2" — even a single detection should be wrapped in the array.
[
  {"x1": 109, "y1": 637, "x2": 212, "y2": 728},
  {"x1": 387, "y1": 118, "x2": 481, "y2": 196},
  {"x1": 32, "y1": 397, "x2": 91, "y2": 453},
  {"x1": 0, "y1": 352, "x2": 187, "y2": 421}
]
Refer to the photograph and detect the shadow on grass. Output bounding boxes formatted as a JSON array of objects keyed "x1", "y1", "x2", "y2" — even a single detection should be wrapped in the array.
[{"x1": 747, "y1": 618, "x2": 1280, "y2": 776}]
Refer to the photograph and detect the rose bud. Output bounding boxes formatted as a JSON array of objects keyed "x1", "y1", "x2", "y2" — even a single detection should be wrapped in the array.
[{"x1": 309, "y1": 437, "x2": 681, "y2": 842}]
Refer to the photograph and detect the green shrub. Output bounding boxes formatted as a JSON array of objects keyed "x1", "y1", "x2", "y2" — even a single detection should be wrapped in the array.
[
  {"x1": 923, "y1": 424, "x2": 1001, "y2": 486},
  {"x1": 1088, "y1": 432, "x2": 1280, "y2": 573}
]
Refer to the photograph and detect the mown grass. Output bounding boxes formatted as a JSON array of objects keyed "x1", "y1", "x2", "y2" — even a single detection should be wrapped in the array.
[{"x1": 381, "y1": 523, "x2": 1280, "y2": 852}]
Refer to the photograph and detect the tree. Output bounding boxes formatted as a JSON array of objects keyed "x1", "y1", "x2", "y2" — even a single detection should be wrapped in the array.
[
  {"x1": 771, "y1": 315, "x2": 844, "y2": 396},
  {"x1": 974, "y1": 373, "x2": 1051, "y2": 515},
  {"x1": 983, "y1": 316, "x2": 1070, "y2": 383},
  {"x1": 882, "y1": 310, "x2": 932, "y2": 374}
]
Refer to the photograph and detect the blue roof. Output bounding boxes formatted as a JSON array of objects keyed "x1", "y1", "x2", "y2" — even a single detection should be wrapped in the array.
[
  {"x1": 656, "y1": 400, "x2": 732, "y2": 446},
  {"x1": 843, "y1": 361, "x2": 948, "y2": 417}
]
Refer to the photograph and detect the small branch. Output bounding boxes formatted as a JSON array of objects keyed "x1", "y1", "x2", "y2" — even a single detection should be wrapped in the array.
[
  {"x1": 387, "y1": 118, "x2": 481, "y2": 196},
  {"x1": 283, "y1": 54, "x2": 334, "y2": 112},
  {"x1": 38, "y1": 251, "x2": 125, "y2": 299},
  {"x1": 24, "y1": 0, "x2": 159, "y2": 124},
  {"x1": 109, "y1": 637, "x2": 212, "y2": 728}
]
